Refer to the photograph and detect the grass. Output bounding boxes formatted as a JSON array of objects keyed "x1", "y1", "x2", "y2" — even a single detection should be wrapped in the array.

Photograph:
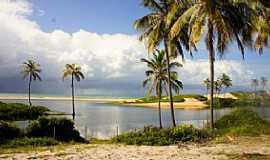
[
  {"x1": 226, "y1": 153, "x2": 270, "y2": 160},
  {"x1": 133, "y1": 94, "x2": 207, "y2": 103},
  {"x1": 0, "y1": 137, "x2": 59, "y2": 148},
  {"x1": 111, "y1": 125, "x2": 211, "y2": 146},
  {"x1": 111, "y1": 108, "x2": 270, "y2": 146},
  {"x1": 0, "y1": 101, "x2": 49, "y2": 121},
  {"x1": 214, "y1": 108, "x2": 270, "y2": 136}
]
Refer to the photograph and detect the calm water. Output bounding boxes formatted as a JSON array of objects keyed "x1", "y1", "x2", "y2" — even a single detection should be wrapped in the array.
[{"x1": 2, "y1": 99, "x2": 270, "y2": 139}]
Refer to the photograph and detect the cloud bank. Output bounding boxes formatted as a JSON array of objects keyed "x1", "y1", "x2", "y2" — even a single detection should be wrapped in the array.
[{"x1": 0, "y1": 0, "x2": 254, "y2": 95}]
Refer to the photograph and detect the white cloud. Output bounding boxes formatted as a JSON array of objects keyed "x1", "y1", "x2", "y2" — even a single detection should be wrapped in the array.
[
  {"x1": 179, "y1": 59, "x2": 253, "y2": 85},
  {"x1": 0, "y1": 0, "x2": 254, "y2": 87}
]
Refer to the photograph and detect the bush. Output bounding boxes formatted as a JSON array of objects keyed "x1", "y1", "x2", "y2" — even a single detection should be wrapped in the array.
[
  {"x1": 207, "y1": 98, "x2": 236, "y2": 108},
  {"x1": 0, "y1": 102, "x2": 49, "y2": 121},
  {"x1": 215, "y1": 108, "x2": 270, "y2": 136},
  {"x1": 111, "y1": 125, "x2": 210, "y2": 146},
  {"x1": 26, "y1": 117, "x2": 84, "y2": 142},
  {"x1": 136, "y1": 96, "x2": 185, "y2": 103},
  {"x1": 1, "y1": 137, "x2": 59, "y2": 148},
  {"x1": 171, "y1": 125, "x2": 210, "y2": 142},
  {"x1": 0, "y1": 121, "x2": 21, "y2": 143}
]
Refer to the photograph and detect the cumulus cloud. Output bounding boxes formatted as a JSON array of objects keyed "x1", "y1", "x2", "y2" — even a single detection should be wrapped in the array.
[
  {"x1": 0, "y1": 0, "x2": 255, "y2": 94},
  {"x1": 179, "y1": 59, "x2": 253, "y2": 85}
]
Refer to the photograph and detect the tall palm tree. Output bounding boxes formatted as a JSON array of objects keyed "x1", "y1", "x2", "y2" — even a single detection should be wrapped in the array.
[
  {"x1": 260, "y1": 77, "x2": 268, "y2": 91},
  {"x1": 21, "y1": 60, "x2": 42, "y2": 106},
  {"x1": 203, "y1": 78, "x2": 210, "y2": 95},
  {"x1": 141, "y1": 49, "x2": 183, "y2": 128},
  {"x1": 251, "y1": 78, "x2": 260, "y2": 104},
  {"x1": 134, "y1": 0, "x2": 192, "y2": 127},
  {"x1": 168, "y1": 0, "x2": 257, "y2": 129},
  {"x1": 63, "y1": 64, "x2": 84, "y2": 120},
  {"x1": 251, "y1": 79, "x2": 259, "y2": 93},
  {"x1": 220, "y1": 73, "x2": 232, "y2": 94}
]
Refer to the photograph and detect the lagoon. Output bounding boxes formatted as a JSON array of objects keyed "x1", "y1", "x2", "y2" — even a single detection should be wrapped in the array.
[{"x1": 1, "y1": 99, "x2": 270, "y2": 139}]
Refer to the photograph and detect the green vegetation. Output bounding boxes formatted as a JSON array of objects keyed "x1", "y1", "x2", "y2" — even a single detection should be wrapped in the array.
[
  {"x1": 206, "y1": 98, "x2": 237, "y2": 108},
  {"x1": 0, "y1": 101, "x2": 49, "y2": 121},
  {"x1": 112, "y1": 108, "x2": 270, "y2": 146},
  {"x1": 0, "y1": 102, "x2": 85, "y2": 148},
  {"x1": 27, "y1": 117, "x2": 84, "y2": 142},
  {"x1": 215, "y1": 108, "x2": 270, "y2": 136},
  {"x1": 0, "y1": 120, "x2": 21, "y2": 143},
  {"x1": 135, "y1": 96, "x2": 184, "y2": 103},
  {"x1": 134, "y1": 94, "x2": 207, "y2": 103},
  {"x1": 1, "y1": 137, "x2": 59, "y2": 148},
  {"x1": 111, "y1": 125, "x2": 210, "y2": 146}
]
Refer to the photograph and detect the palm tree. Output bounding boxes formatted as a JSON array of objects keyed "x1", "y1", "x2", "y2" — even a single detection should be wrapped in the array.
[
  {"x1": 168, "y1": 0, "x2": 257, "y2": 129},
  {"x1": 21, "y1": 60, "x2": 42, "y2": 106},
  {"x1": 63, "y1": 64, "x2": 85, "y2": 120},
  {"x1": 260, "y1": 77, "x2": 268, "y2": 91},
  {"x1": 141, "y1": 49, "x2": 183, "y2": 128},
  {"x1": 220, "y1": 73, "x2": 232, "y2": 94},
  {"x1": 203, "y1": 78, "x2": 210, "y2": 95},
  {"x1": 214, "y1": 80, "x2": 222, "y2": 98},
  {"x1": 251, "y1": 79, "x2": 259, "y2": 93},
  {"x1": 134, "y1": 0, "x2": 192, "y2": 127}
]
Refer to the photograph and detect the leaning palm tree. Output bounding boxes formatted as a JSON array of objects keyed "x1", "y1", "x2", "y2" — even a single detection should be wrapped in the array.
[
  {"x1": 260, "y1": 77, "x2": 268, "y2": 91},
  {"x1": 134, "y1": 0, "x2": 193, "y2": 127},
  {"x1": 63, "y1": 64, "x2": 84, "y2": 120},
  {"x1": 168, "y1": 0, "x2": 258, "y2": 128},
  {"x1": 141, "y1": 49, "x2": 183, "y2": 128},
  {"x1": 21, "y1": 60, "x2": 42, "y2": 106}
]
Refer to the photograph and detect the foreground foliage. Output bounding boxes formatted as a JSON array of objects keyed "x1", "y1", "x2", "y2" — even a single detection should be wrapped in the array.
[
  {"x1": 27, "y1": 117, "x2": 84, "y2": 142},
  {"x1": 0, "y1": 101, "x2": 49, "y2": 121},
  {"x1": 1, "y1": 137, "x2": 59, "y2": 148},
  {"x1": 215, "y1": 108, "x2": 270, "y2": 136},
  {"x1": 0, "y1": 120, "x2": 21, "y2": 143},
  {"x1": 111, "y1": 125, "x2": 210, "y2": 146}
]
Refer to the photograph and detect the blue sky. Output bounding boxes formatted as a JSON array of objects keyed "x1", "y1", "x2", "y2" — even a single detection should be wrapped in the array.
[
  {"x1": 29, "y1": 0, "x2": 270, "y2": 61},
  {"x1": 29, "y1": 0, "x2": 149, "y2": 34},
  {"x1": 0, "y1": 0, "x2": 269, "y2": 95}
]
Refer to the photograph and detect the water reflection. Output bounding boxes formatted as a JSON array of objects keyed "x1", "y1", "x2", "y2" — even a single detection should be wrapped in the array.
[{"x1": 5, "y1": 99, "x2": 270, "y2": 139}]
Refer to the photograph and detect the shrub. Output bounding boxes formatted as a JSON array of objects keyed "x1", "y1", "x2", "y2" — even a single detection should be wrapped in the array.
[
  {"x1": 171, "y1": 125, "x2": 210, "y2": 142},
  {"x1": 215, "y1": 108, "x2": 270, "y2": 136},
  {"x1": 0, "y1": 121, "x2": 21, "y2": 143},
  {"x1": 207, "y1": 98, "x2": 236, "y2": 108},
  {"x1": 111, "y1": 125, "x2": 210, "y2": 146},
  {"x1": 26, "y1": 117, "x2": 84, "y2": 142},
  {"x1": 1, "y1": 137, "x2": 59, "y2": 148},
  {"x1": 136, "y1": 96, "x2": 185, "y2": 103},
  {"x1": 0, "y1": 102, "x2": 49, "y2": 121}
]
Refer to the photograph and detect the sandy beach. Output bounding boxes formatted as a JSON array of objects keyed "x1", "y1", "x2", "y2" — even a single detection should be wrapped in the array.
[
  {"x1": 0, "y1": 136, "x2": 269, "y2": 160},
  {"x1": 0, "y1": 95, "x2": 208, "y2": 109}
]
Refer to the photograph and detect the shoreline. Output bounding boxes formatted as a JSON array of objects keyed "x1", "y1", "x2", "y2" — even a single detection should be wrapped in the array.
[{"x1": 0, "y1": 96, "x2": 209, "y2": 109}]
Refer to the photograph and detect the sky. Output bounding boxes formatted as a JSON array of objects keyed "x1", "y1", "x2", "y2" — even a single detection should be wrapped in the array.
[{"x1": 0, "y1": 0, "x2": 269, "y2": 96}]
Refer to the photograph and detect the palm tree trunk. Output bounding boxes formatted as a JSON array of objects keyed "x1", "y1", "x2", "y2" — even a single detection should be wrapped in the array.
[
  {"x1": 72, "y1": 73, "x2": 75, "y2": 120},
  {"x1": 164, "y1": 37, "x2": 176, "y2": 127},
  {"x1": 28, "y1": 75, "x2": 32, "y2": 106},
  {"x1": 158, "y1": 80, "x2": 162, "y2": 129},
  {"x1": 208, "y1": 22, "x2": 215, "y2": 129}
]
